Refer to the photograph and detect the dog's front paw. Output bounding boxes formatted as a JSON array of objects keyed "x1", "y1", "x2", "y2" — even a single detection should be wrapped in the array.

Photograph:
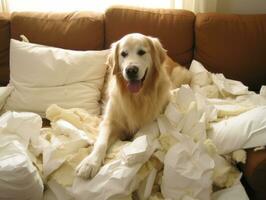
[{"x1": 75, "y1": 154, "x2": 102, "y2": 179}]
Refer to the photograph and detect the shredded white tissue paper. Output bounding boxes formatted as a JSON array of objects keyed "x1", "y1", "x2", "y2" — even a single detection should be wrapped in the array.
[
  {"x1": 0, "y1": 112, "x2": 43, "y2": 200},
  {"x1": 1, "y1": 59, "x2": 266, "y2": 199}
]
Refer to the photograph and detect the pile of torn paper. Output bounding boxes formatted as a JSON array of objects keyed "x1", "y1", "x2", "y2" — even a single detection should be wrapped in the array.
[
  {"x1": 0, "y1": 60, "x2": 266, "y2": 200},
  {"x1": 0, "y1": 111, "x2": 44, "y2": 200}
]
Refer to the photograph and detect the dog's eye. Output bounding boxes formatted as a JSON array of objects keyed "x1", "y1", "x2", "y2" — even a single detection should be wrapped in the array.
[
  {"x1": 137, "y1": 49, "x2": 146, "y2": 56},
  {"x1": 121, "y1": 51, "x2": 128, "y2": 58}
]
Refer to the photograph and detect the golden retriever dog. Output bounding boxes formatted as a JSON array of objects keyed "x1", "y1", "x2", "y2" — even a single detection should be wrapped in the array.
[{"x1": 75, "y1": 33, "x2": 191, "y2": 179}]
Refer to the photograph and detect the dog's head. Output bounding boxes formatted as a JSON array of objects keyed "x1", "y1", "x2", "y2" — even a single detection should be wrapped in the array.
[{"x1": 108, "y1": 33, "x2": 166, "y2": 93}]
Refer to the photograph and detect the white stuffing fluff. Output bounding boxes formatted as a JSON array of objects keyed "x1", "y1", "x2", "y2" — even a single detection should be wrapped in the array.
[
  {"x1": 0, "y1": 86, "x2": 13, "y2": 112},
  {"x1": 232, "y1": 150, "x2": 247, "y2": 164}
]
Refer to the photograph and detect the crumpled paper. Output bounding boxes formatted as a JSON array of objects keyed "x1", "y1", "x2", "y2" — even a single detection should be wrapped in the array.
[
  {"x1": 0, "y1": 111, "x2": 43, "y2": 200},
  {"x1": 212, "y1": 154, "x2": 241, "y2": 188},
  {"x1": 161, "y1": 133, "x2": 214, "y2": 200},
  {"x1": 189, "y1": 60, "x2": 249, "y2": 98},
  {"x1": 0, "y1": 111, "x2": 42, "y2": 149},
  {"x1": 212, "y1": 181, "x2": 249, "y2": 200},
  {"x1": 71, "y1": 123, "x2": 160, "y2": 200},
  {"x1": 42, "y1": 119, "x2": 93, "y2": 178},
  {"x1": 0, "y1": 141, "x2": 44, "y2": 200},
  {"x1": 4, "y1": 59, "x2": 266, "y2": 199}
]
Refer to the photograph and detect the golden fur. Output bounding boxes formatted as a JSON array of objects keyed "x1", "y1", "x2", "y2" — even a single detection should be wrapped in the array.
[{"x1": 76, "y1": 33, "x2": 191, "y2": 179}]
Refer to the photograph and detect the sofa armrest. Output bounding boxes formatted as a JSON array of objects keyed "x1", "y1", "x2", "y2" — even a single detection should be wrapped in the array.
[
  {"x1": 0, "y1": 13, "x2": 10, "y2": 86},
  {"x1": 243, "y1": 149, "x2": 266, "y2": 200}
]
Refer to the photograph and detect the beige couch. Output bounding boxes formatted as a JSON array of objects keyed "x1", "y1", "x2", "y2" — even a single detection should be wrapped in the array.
[{"x1": 0, "y1": 6, "x2": 266, "y2": 199}]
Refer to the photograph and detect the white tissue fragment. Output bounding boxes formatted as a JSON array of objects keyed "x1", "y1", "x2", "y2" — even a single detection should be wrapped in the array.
[{"x1": 161, "y1": 134, "x2": 214, "y2": 200}]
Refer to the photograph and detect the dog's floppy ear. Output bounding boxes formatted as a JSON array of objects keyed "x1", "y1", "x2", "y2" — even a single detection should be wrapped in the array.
[
  {"x1": 107, "y1": 41, "x2": 120, "y2": 75},
  {"x1": 147, "y1": 37, "x2": 167, "y2": 71}
]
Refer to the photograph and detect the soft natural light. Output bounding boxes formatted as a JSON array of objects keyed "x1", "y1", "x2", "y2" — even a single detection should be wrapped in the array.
[{"x1": 7, "y1": 0, "x2": 183, "y2": 12}]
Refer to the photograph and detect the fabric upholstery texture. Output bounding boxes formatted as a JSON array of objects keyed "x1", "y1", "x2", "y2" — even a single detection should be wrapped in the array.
[
  {"x1": 0, "y1": 13, "x2": 10, "y2": 85},
  {"x1": 195, "y1": 13, "x2": 266, "y2": 91},
  {"x1": 10, "y1": 11, "x2": 104, "y2": 51},
  {"x1": 105, "y1": 6, "x2": 195, "y2": 66},
  {"x1": 245, "y1": 150, "x2": 266, "y2": 200}
]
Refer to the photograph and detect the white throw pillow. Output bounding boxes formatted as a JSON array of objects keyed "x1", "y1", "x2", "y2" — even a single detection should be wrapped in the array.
[
  {"x1": 5, "y1": 39, "x2": 109, "y2": 117},
  {"x1": 208, "y1": 106, "x2": 266, "y2": 154}
]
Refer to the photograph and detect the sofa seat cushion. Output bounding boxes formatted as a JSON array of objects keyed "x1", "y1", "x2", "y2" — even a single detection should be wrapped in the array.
[
  {"x1": 10, "y1": 11, "x2": 104, "y2": 51},
  {"x1": 105, "y1": 6, "x2": 195, "y2": 66},
  {"x1": 195, "y1": 13, "x2": 266, "y2": 91}
]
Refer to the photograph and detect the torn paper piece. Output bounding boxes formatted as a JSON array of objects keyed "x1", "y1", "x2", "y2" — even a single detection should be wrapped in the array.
[
  {"x1": 189, "y1": 60, "x2": 209, "y2": 74},
  {"x1": 105, "y1": 140, "x2": 130, "y2": 164},
  {"x1": 51, "y1": 147, "x2": 91, "y2": 187},
  {"x1": 161, "y1": 134, "x2": 214, "y2": 200},
  {"x1": 164, "y1": 102, "x2": 183, "y2": 126},
  {"x1": 42, "y1": 124, "x2": 91, "y2": 178},
  {"x1": 191, "y1": 71, "x2": 212, "y2": 87},
  {"x1": 213, "y1": 104, "x2": 250, "y2": 118},
  {"x1": 46, "y1": 104, "x2": 85, "y2": 128},
  {"x1": 47, "y1": 178, "x2": 73, "y2": 200},
  {"x1": 72, "y1": 160, "x2": 142, "y2": 200},
  {"x1": 211, "y1": 73, "x2": 249, "y2": 96},
  {"x1": 206, "y1": 98, "x2": 252, "y2": 118},
  {"x1": 137, "y1": 167, "x2": 157, "y2": 200},
  {"x1": 0, "y1": 141, "x2": 43, "y2": 200},
  {"x1": 120, "y1": 134, "x2": 157, "y2": 166},
  {"x1": 46, "y1": 104, "x2": 101, "y2": 141},
  {"x1": 71, "y1": 131, "x2": 158, "y2": 200},
  {"x1": 170, "y1": 85, "x2": 196, "y2": 112},
  {"x1": 135, "y1": 122, "x2": 160, "y2": 142},
  {"x1": 236, "y1": 92, "x2": 266, "y2": 107},
  {"x1": 0, "y1": 111, "x2": 42, "y2": 149},
  {"x1": 212, "y1": 181, "x2": 249, "y2": 200},
  {"x1": 194, "y1": 93, "x2": 218, "y2": 123},
  {"x1": 193, "y1": 84, "x2": 220, "y2": 99},
  {"x1": 51, "y1": 119, "x2": 94, "y2": 144},
  {"x1": 212, "y1": 155, "x2": 241, "y2": 188},
  {"x1": 181, "y1": 102, "x2": 206, "y2": 142}
]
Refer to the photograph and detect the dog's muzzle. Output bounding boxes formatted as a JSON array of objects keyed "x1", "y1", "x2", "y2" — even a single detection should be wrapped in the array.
[
  {"x1": 126, "y1": 65, "x2": 139, "y2": 80},
  {"x1": 125, "y1": 67, "x2": 147, "y2": 93}
]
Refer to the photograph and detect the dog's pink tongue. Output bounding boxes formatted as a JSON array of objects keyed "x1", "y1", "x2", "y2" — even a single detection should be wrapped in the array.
[{"x1": 127, "y1": 80, "x2": 142, "y2": 93}]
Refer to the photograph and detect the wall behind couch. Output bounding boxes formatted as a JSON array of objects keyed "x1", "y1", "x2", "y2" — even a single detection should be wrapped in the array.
[{"x1": 217, "y1": 0, "x2": 266, "y2": 14}]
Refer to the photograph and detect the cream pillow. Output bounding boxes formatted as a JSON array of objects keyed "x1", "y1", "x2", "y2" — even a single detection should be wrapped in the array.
[
  {"x1": 5, "y1": 39, "x2": 109, "y2": 117},
  {"x1": 208, "y1": 106, "x2": 266, "y2": 154}
]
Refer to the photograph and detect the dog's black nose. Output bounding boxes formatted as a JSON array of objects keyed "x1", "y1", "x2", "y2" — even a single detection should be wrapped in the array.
[{"x1": 126, "y1": 66, "x2": 139, "y2": 79}]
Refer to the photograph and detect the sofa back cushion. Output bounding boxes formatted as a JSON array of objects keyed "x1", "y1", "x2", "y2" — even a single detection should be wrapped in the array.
[
  {"x1": 0, "y1": 13, "x2": 10, "y2": 86},
  {"x1": 105, "y1": 6, "x2": 195, "y2": 66},
  {"x1": 10, "y1": 11, "x2": 104, "y2": 51},
  {"x1": 195, "y1": 13, "x2": 266, "y2": 91}
]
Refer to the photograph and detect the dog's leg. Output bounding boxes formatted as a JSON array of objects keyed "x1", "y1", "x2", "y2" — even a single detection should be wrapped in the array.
[{"x1": 75, "y1": 120, "x2": 118, "y2": 179}]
